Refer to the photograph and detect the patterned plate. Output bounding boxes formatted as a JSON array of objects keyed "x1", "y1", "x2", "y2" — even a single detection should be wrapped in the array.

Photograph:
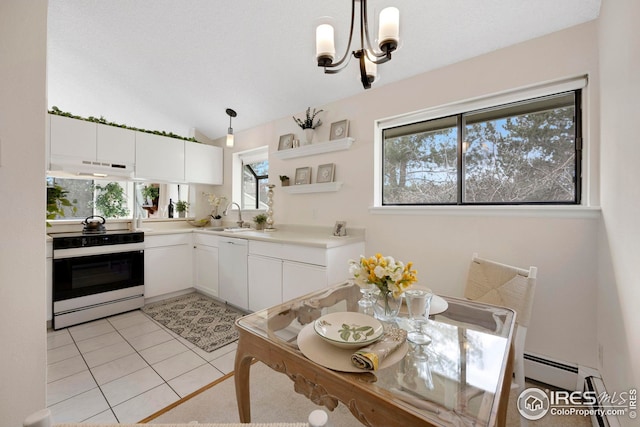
[{"x1": 313, "y1": 312, "x2": 384, "y2": 349}]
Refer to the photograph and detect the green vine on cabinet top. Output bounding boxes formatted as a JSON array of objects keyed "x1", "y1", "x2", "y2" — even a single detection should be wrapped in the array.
[{"x1": 49, "y1": 106, "x2": 199, "y2": 143}]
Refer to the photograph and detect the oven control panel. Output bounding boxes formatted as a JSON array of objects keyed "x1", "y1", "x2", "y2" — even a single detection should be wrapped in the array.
[{"x1": 52, "y1": 231, "x2": 144, "y2": 250}]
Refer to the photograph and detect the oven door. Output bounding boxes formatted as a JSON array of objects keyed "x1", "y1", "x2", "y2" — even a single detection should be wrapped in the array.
[{"x1": 53, "y1": 250, "x2": 144, "y2": 302}]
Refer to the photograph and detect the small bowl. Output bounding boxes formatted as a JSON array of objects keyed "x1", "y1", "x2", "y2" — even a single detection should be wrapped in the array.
[{"x1": 313, "y1": 312, "x2": 384, "y2": 349}]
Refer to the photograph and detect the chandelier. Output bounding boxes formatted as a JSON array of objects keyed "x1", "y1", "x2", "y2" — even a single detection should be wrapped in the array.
[{"x1": 315, "y1": 1, "x2": 400, "y2": 89}]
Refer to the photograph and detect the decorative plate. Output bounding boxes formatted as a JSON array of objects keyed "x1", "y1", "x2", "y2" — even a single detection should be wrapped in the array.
[
  {"x1": 298, "y1": 322, "x2": 408, "y2": 372},
  {"x1": 313, "y1": 312, "x2": 384, "y2": 349}
]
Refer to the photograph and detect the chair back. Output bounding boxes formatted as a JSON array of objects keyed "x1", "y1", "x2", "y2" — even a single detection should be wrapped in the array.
[{"x1": 464, "y1": 254, "x2": 537, "y2": 327}]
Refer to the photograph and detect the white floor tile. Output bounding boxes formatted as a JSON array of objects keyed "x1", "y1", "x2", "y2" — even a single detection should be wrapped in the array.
[
  {"x1": 139, "y1": 338, "x2": 190, "y2": 365},
  {"x1": 83, "y1": 340, "x2": 136, "y2": 368},
  {"x1": 47, "y1": 329, "x2": 73, "y2": 350},
  {"x1": 69, "y1": 319, "x2": 115, "y2": 342},
  {"x1": 111, "y1": 383, "x2": 180, "y2": 423},
  {"x1": 107, "y1": 310, "x2": 149, "y2": 330},
  {"x1": 209, "y1": 348, "x2": 237, "y2": 374},
  {"x1": 47, "y1": 355, "x2": 88, "y2": 383},
  {"x1": 117, "y1": 318, "x2": 161, "y2": 340},
  {"x1": 152, "y1": 350, "x2": 207, "y2": 382},
  {"x1": 126, "y1": 328, "x2": 174, "y2": 351},
  {"x1": 75, "y1": 331, "x2": 126, "y2": 354},
  {"x1": 101, "y1": 366, "x2": 165, "y2": 407},
  {"x1": 168, "y1": 363, "x2": 224, "y2": 398},
  {"x1": 47, "y1": 370, "x2": 96, "y2": 406},
  {"x1": 47, "y1": 342, "x2": 80, "y2": 365},
  {"x1": 91, "y1": 352, "x2": 148, "y2": 385},
  {"x1": 191, "y1": 340, "x2": 237, "y2": 361},
  {"x1": 83, "y1": 409, "x2": 118, "y2": 423},
  {"x1": 48, "y1": 387, "x2": 109, "y2": 424}
]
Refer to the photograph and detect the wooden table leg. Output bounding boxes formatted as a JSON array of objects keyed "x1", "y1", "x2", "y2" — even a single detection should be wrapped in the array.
[{"x1": 234, "y1": 336, "x2": 254, "y2": 423}]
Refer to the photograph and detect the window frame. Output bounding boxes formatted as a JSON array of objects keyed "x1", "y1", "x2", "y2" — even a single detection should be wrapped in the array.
[
  {"x1": 373, "y1": 76, "x2": 596, "y2": 217},
  {"x1": 232, "y1": 146, "x2": 269, "y2": 211}
]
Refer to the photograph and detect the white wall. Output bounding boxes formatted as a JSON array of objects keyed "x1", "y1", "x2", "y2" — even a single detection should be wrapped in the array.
[
  {"x1": 597, "y1": 1, "x2": 640, "y2": 424},
  {"x1": 0, "y1": 0, "x2": 48, "y2": 424},
  {"x1": 225, "y1": 22, "x2": 602, "y2": 369}
]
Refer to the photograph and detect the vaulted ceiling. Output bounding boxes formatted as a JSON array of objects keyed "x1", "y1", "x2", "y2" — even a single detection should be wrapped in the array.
[{"x1": 47, "y1": 0, "x2": 601, "y2": 141}]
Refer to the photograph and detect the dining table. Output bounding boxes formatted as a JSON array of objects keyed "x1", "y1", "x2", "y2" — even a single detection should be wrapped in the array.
[{"x1": 234, "y1": 281, "x2": 516, "y2": 427}]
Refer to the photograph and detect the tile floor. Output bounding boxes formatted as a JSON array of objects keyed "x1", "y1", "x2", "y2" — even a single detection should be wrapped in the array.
[{"x1": 46, "y1": 309, "x2": 237, "y2": 424}]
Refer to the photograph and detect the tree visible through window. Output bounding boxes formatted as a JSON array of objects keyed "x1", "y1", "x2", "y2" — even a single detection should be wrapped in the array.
[{"x1": 382, "y1": 91, "x2": 581, "y2": 205}]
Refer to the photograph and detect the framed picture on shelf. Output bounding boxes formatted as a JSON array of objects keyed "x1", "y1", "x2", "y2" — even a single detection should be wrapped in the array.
[
  {"x1": 329, "y1": 120, "x2": 349, "y2": 140},
  {"x1": 278, "y1": 133, "x2": 295, "y2": 150},
  {"x1": 316, "y1": 163, "x2": 335, "y2": 183},
  {"x1": 294, "y1": 167, "x2": 311, "y2": 185}
]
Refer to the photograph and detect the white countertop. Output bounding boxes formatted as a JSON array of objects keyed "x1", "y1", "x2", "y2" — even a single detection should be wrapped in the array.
[{"x1": 143, "y1": 224, "x2": 365, "y2": 248}]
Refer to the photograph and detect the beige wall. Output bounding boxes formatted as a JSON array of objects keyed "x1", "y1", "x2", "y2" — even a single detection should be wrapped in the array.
[
  {"x1": 223, "y1": 22, "x2": 603, "y2": 369},
  {"x1": 597, "y1": 0, "x2": 640, "y2": 424},
  {"x1": 0, "y1": 0, "x2": 48, "y2": 424}
]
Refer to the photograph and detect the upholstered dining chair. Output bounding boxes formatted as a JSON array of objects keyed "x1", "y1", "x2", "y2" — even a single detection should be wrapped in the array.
[
  {"x1": 464, "y1": 253, "x2": 537, "y2": 397},
  {"x1": 23, "y1": 408, "x2": 329, "y2": 427}
]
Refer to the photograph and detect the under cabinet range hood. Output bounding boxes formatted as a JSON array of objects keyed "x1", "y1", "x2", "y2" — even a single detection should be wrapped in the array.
[{"x1": 48, "y1": 155, "x2": 134, "y2": 179}]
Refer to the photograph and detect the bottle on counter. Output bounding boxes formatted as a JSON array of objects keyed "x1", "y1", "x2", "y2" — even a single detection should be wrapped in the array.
[{"x1": 168, "y1": 198, "x2": 174, "y2": 218}]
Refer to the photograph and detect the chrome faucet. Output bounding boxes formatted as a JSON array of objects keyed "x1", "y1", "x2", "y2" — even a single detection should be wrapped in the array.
[{"x1": 223, "y1": 202, "x2": 243, "y2": 228}]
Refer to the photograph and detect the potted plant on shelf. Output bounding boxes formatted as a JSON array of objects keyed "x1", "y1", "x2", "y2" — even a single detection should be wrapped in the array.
[
  {"x1": 253, "y1": 213, "x2": 268, "y2": 231},
  {"x1": 175, "y1": 200, "x2": 189, "y2": 218},
  {"x1": 293, "y1": 107, "x2": 323, "y2": 145},
  {"x1": 279, "y1": 175, "x2": 290, "y2": 186}
]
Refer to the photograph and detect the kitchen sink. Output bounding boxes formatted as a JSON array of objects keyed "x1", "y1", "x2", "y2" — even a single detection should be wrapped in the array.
[{"x1": 206, "y1": 226, "x2": 254, "y2": 232}]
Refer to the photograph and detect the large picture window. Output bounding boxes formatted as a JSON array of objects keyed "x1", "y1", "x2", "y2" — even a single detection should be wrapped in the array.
[{"x1": 382, "y1": 90, "x2": 581, "y2": 205}]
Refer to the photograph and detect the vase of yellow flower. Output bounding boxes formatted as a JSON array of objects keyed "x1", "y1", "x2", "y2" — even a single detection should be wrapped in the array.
[{"x1": 349, "y1": 253, "x2": 418, "y2": 322}]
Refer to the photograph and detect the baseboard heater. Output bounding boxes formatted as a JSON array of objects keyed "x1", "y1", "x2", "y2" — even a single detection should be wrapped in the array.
[
  {"x1": 524, "y1": 352, "x2": 579, "y2": 390},
  {"x1": 584, "y1": 375, "x2": 623, "y2": 427}
]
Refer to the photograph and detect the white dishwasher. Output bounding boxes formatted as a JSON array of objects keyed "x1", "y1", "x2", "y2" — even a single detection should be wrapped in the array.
[{"x1": 218, "y1": 237, "x2": 248, "y2": 310}]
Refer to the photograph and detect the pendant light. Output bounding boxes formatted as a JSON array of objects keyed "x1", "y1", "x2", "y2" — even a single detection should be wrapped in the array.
[{"x1": 226, "y1": 108, "x2": 237, "y2": 148}]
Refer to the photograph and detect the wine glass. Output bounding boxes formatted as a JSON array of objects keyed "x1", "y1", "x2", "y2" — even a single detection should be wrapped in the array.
[{"x1": 404, "y1": 288, "x2": 434, "y2": 345}]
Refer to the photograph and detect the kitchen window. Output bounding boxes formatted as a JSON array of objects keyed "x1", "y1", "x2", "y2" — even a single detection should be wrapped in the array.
[
  {"x1": 233, "y1": 146, "x2": 269, "y2": 210},
  {"x1": 380, "y1": 89, "x2": 582, "y2": 206},
  {"x1": 46, "y1": 177, "x2": 133, "y2": 219}
]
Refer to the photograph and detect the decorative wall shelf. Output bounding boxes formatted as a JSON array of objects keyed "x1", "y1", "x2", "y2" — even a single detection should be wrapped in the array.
[
  {"x1": 271, "y1": 137, "x2": 354, "y2": 160},
  {"x1": 281, "y1": 182, "x2": 343, "y2": 194}
]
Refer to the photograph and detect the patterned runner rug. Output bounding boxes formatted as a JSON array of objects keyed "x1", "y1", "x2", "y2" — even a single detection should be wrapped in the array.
[{"x1": 142, "y1": 292, "x2": 246, "y2": 352}]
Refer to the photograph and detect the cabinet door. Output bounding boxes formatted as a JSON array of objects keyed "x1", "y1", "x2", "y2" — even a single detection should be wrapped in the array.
[
  {"x1": 194, "y1": 245, "x2": 219, "y2": 298},
  {"x1": 248, "y1": 255, "x2": 282, "y2": 312},
  {"x1": 144, "y1": 244, "x2": 193, "y2": 298},
  {"x1": 135, "y1": 132, "x2": 185, "y2": 182},
  {"x1": 97, "y1": 123, "x2": 135, "y2": 165},
  {"x1": 184, "y1": 142, "x2": 223, "y2": 185},
  {"x1": 50, "y1": 114, "x2": 96, "y2": 160},
  {"x1": 282, "y1": 261, "x2": 327, "y2": 301},
  {"x1": 218, "y1": 238, "x2": 248, "y2": 309}
]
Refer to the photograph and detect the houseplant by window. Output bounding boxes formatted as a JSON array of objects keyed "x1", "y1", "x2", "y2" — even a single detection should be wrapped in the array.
[
  {"x1": 175, "y1": 200, "x2": 189, "y2": 218},
  {"x1": 46, "y1": 183, "x2": 77, "y2": 226},
  {"x1": 253, "y1": 213, "x2": 268, "y2": 230}
]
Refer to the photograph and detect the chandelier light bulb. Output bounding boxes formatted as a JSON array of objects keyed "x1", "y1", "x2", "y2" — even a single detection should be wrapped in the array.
[{"x1": 316, "y1": 24, "x2": 335, "y2": 65}]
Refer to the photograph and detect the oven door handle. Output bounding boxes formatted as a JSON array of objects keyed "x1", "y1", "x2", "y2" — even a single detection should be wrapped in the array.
[{"x1": 53, "y1": 243, "x2": 145, "y2": 259}]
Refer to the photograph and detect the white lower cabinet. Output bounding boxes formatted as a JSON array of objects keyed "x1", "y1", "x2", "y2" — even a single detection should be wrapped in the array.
[
  {"x1": 247, "y1": 240, "x2": 365, "y2": 312},
  {"x1": 194, "y1": 234, "x2": 219, "y2": 298},
  {"x1": 282, "y1": 260, "x2": 326, "y2": 302},
  {"x1": 144, "y1": 234, "x2": 193, "y2": 299},
  {"x1": 248, "y1": 254, "x2": 283, "y2": 312}
]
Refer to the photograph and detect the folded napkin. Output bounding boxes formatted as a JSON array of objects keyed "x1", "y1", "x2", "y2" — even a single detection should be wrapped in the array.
[{"x1": 351, "y1": 327, "x2": 407, "y2": 371}]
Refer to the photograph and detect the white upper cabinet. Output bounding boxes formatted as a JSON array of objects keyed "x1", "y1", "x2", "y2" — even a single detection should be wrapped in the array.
[
  {"x1": 96, "y1": 123, "x2": 135, "y2": 166},
  {"x1": 135, "y1": 132, "x2": 185, "y2": 182},
  {"x1": 184, "y1": 142, "x2": 223, "y2": 185},
  {"x1": 50, "y1": 114, "x2": 97, "y2": 160}
]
